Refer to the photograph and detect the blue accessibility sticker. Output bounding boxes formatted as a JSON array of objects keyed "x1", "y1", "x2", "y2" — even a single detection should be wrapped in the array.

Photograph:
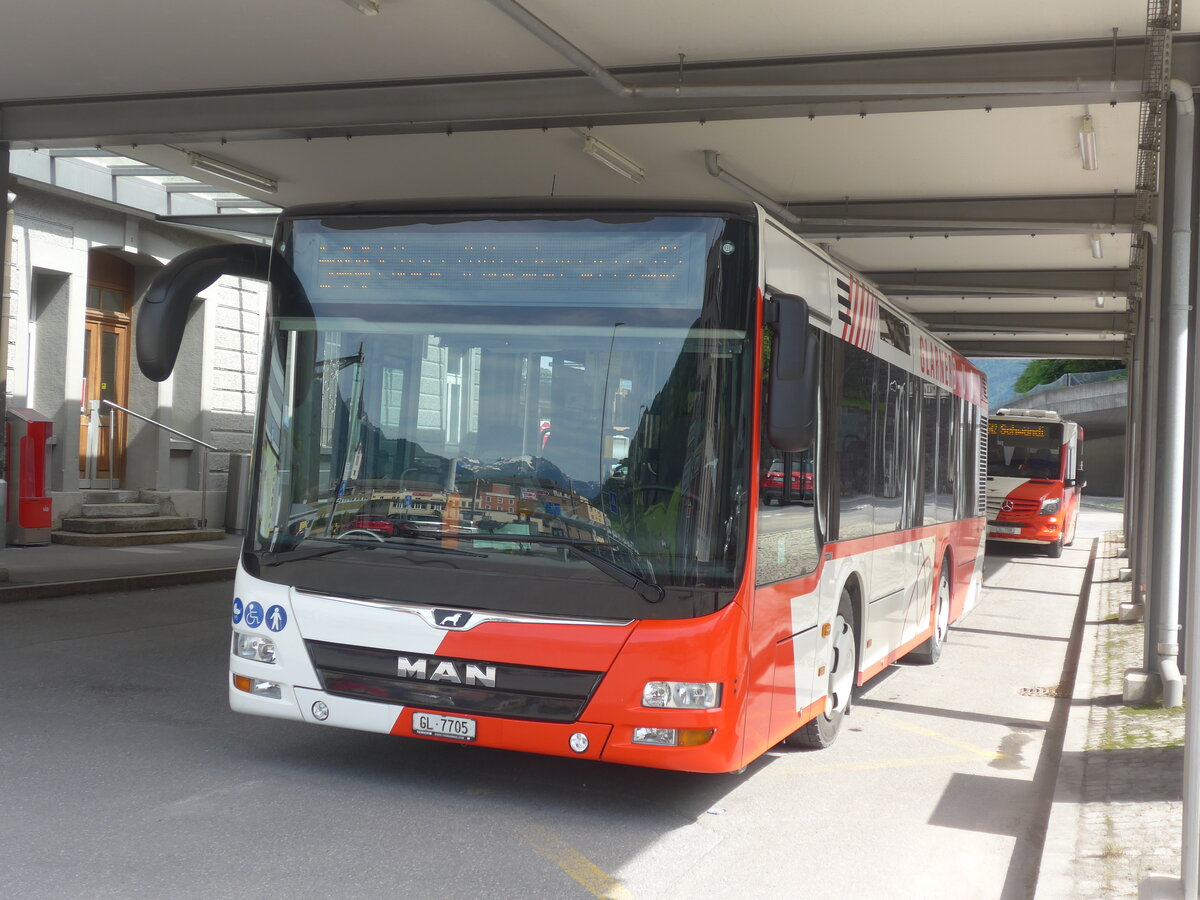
[
  {"x1": 265, "y1": 605, "x2": 288, "y2": 633},
  {"x1": 232, "y1": 597, "x2": 244, "y2": 625},
  {"x1": 244, "y1": 601, "x2": 265, "y2": 629}
]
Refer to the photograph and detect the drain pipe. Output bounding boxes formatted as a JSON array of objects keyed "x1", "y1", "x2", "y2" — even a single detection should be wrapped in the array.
[
  {"x1": 1181, "y1": 76, "x2": 1200, "y2": 900},
  {"x1": 704, "y1": 151, "x2": 801, "y2": 227},
  {"x1": 1153, "y1": 79, "x2": 1193, "y2": 711}
]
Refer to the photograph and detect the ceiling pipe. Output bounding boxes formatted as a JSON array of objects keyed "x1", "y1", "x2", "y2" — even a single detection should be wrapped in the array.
[
  {"x1": 488, "y1": 0, "x2": 1139, "y2": 102},
  {"x1": 485, "y1": 0, "x2": 630, "y2": 97},
  {"x1": 797, "y1": 217, "x2": 1133, "y2": 233},
  {"x1": 704, "y1": 150, "x2": 802, "y2": 227},
  {"x1": 874, "y1": 283, "x2": 1124, "y2": 298}
]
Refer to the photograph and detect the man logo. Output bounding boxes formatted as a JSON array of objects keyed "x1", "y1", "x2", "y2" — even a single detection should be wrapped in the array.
[
  {"x1": 434, "y1": 609, "x2": 471, "y2": 629},
  {"x1": 1001, "y1": 500, "x2": 1015, "y2": 512},
  {"x1": 397, "y1": 655, "x2": 497, "y2": 687}
]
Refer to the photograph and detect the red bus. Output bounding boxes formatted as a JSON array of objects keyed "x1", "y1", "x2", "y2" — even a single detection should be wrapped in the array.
[
  {"x1": 138, "y1": 200, "x2": 987, "y2": 773},
  {"x1": 986, "y1": 408, "x2": 1084, "y2": 558}
]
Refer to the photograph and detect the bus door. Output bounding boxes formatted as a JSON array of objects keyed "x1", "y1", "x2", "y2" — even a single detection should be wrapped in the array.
[{"x1": 866, "y1": 362, "x2": 924, "y2": 660}]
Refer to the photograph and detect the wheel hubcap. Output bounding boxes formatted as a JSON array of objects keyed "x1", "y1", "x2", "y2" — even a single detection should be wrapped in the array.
[
  {"x1": 935, "y1": 575, "x2": 950, "y2": 644},
  {"x1": 827, "y1": 615, "x2": 855, "y2": 715}
]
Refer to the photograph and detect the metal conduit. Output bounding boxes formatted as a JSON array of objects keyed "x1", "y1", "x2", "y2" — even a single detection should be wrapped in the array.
[
  {"x1": 1139, "y1": 223, "x2": 1162, "y2": 679},
  {"x1": 1151, "y1": 82, "x2": 1192, "y2": 711},
  {"x1": 487, "y1": 0, "x2": 1142, "y2": 103}
]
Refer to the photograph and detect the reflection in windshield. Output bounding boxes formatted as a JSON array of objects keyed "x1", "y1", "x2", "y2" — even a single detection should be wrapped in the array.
[
  {"x1": 248, "y1": 214, "x2": 755, "y2": 611},
  {"x1": 987, "y1": 425, "x2": 1063, "y2": 479}
]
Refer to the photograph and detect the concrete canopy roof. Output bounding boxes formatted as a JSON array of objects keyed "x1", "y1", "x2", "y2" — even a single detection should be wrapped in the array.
[{"x1": 5, "y1": 0, "x2": 1198, "y2": 359}]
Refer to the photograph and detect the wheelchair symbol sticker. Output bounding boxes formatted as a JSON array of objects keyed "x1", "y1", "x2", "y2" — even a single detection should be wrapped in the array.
[{"x1": 244, "y1": 601, "x2": 265, "y2": 629}]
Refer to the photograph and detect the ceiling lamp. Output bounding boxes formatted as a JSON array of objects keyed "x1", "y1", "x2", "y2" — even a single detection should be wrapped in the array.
[
  {"x1": 1079, "y1": 115, "x2": 1099, "y2": 170},
  {"x1": 340, "y1": 0, "x2": 379, "y2": 13},
  {"x1": 583, "y1": 136, "x2": 646, "y2": 183},
  {"x1": 1089, "y1": 233, "x2": 1103, "y2": 259},
  {"x1": 186, "y1": 153, "x2": 278, "y2": 194}
]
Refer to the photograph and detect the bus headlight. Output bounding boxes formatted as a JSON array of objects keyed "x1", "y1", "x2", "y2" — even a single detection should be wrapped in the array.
[
  {"x1": 1039, "y1": 498, "x2": 1061, "y2": 515},
  {"x1": 234, "y1": 633, "x2": 277, "y2": 664},
  {"x1": 642, "y1": 681, "x2": 722, "y2": 709}
]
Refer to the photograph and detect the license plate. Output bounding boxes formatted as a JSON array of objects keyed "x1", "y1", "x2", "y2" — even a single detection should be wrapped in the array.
[
  {"x1": 412, "y1": 712, "x2": 476, "y2": 742},
  {"x1": 991, "y1": 525, "x2": 1021, "y2": 535}
]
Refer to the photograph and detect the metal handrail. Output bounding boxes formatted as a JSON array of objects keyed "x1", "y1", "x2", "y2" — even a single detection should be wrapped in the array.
[
  {"x1": 102, "y1": 400, "x2": 218, "y2": 449},
  {"x1": 102, "y1": 399, "x2": 220, "y2": 527}
]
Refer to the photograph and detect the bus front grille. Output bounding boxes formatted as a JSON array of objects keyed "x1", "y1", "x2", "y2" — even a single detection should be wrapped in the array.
[{"x1": 305, "y1": 640, "x2": 603, "y2": 723}]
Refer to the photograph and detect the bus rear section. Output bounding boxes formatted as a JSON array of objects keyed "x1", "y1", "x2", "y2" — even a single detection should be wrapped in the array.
[
  {"x1": 137, "y1": 200, "x2": 987, "y2": 773},
  {"x1": 985, "y1": 408, "x2": 1084, "y2": 557}
]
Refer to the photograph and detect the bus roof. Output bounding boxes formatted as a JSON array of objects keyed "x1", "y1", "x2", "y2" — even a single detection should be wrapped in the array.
[{"x1": 278, "y1": 197, "x2": 759, "y2": 220}]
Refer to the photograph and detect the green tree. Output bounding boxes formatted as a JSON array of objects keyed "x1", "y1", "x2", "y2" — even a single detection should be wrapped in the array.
[{"x1": 1013, "y1": 358, "x2": 1124, "y2": 394}]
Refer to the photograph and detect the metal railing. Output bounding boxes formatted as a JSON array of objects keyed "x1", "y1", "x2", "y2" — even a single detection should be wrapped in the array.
[{"x1": 100, "y1": 400, "x2": 219, "y2": 527}]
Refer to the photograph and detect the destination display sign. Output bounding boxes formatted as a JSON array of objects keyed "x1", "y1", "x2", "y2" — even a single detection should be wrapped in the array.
[
  {"x1": 989, "y1": 422, "x2": 1050, "y2": 439},
  {"x1": 292, "y1": 220, "x2": 715, "y2": 308}
]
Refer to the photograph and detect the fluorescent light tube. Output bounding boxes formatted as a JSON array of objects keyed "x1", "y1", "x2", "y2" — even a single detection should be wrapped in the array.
[
  {"x1": 583, "y1": 136, "x2": 646, "y2": 183},
  {"x1": 186, "y1": 153, "x2": 278, "y2": 194},
  {"x1": 1079, "y1": 115, "x2": 1098, "y2": 170}
]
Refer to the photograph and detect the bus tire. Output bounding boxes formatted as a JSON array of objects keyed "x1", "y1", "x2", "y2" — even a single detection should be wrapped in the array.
[
  {"x1": 911, "y1": 561, "x2": 951, "y2": 665},
  {"x1": 787, "y1": 590, "x2": 856, "y2": 750},
  {"x1": 1047, "y1": 538, "x2": 1064, "y2": 559}
]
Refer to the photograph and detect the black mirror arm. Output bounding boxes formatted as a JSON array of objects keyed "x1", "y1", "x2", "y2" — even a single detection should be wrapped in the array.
[{"x1": 136, "y1": 244, "x2": 275, "y2": 382}]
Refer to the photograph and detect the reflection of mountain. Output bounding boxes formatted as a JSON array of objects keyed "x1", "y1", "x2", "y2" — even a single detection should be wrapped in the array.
[{"x1": 457, "y1": 455, "x2": 600, "y2": 497}]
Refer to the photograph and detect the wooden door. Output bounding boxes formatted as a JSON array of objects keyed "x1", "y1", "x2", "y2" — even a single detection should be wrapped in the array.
[{"x1": 78, "y1": 255, "x2": 133, "y2": 485}]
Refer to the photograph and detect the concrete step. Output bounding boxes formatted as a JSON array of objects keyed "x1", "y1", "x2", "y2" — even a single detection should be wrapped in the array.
[
  {"x1": 83, "y1": 490, "x2": 140, "y2": 504},
  {"x1": 79, "y1": 503, "x2": 160, "y2": 518},
  {"x1": 51, "y1": 528, "x2": 226, "y2": 547},
  {"x1": 59, "y1": 516, "x2": 198, "y2": 535}
]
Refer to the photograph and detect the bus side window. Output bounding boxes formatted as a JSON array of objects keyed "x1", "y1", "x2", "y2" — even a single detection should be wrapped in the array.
[
  {"x1": 835, "y1": 342, "x2": 875, "y2": 541},
  {"x1": 756, "y1": 326, "x2": 823, "y2": 586},
  {"x1": 872, "y1": 362, "x2": 905, "y2": 534}
]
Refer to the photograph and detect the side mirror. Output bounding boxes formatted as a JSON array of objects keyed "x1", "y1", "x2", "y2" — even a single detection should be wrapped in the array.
[
  {"x1": 765, "y1": 292, "x2": 818, "y2": 452},
  {"x1": 136, "y1": 244, "x2": 274, "y2": 382}
]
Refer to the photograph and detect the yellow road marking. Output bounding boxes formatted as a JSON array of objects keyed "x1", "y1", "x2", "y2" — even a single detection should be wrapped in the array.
[
  {"x1": 891, "y1": 720, "x2": 1007, "y2": 760},
  {"x1": 519, "y1": 826, "x2": 633, "y2": 900}
]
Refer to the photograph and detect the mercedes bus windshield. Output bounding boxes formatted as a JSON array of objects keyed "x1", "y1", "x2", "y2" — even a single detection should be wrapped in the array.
[
  {"x1": 244, "y1": 212, "x2": 756, "y2": 620},
  {"x1": 987, "y1": 420, "x2": 1064, "y2": 480}
]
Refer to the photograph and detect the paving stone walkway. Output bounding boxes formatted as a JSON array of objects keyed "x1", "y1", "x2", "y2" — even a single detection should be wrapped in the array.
[{"x1": 1048, "y1": 532, "x2": 1185, "y2": 898}]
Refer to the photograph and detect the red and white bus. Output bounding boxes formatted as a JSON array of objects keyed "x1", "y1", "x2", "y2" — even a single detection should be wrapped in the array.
[
  {"x1": 986, "y1": 408, "x2": 1084, "y2": 558},
  {"x1": 138, "y1": 200, "x2": 987, "y2": 773}
]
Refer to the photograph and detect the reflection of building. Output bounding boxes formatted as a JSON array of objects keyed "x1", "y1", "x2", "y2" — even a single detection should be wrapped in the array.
[{"x1": 6, "y1": 151, "x2": 270, "y2": 539}]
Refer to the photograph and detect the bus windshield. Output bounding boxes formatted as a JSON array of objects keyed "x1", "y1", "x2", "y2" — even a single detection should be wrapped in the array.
[
  {"x1": 987, "y1": 421, "x2": 1063, "y2": 480},
  {"x1": 246, "y1": 213, "x2": 756, "y2": 620}
]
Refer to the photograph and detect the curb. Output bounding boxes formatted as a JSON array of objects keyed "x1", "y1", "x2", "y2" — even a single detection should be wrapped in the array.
[
  {"x1": 1034, "y1": 536, "x2": 1103, "y2": 899},
  {"x1": 0, "y1": 567, "x2": 236, "y2": 602}
]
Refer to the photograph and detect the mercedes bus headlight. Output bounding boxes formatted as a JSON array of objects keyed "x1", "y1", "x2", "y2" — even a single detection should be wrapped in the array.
[
  {"x1": 1039, "y1": 498, "x2": 1061, "y2": 515},
  {"x1": 234, "y1": 633, "x2": 277, "y2": 664},
  {"x1": 642, "y1": 681, "x2": 721, "y2": 709}
]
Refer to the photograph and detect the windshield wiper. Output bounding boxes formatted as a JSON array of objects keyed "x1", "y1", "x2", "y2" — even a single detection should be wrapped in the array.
[
  {"x1": 261, "y1": 536, "x2": 487, "y2": 566},
  {"x1": 417, "y1": 533, "x2": 664, "y2": 603}
]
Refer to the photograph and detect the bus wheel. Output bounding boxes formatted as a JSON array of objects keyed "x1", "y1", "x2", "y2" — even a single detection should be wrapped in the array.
[
  {"x1": 1047, "y1": 538, "x2": 1064, "y2": 559},
  {"x1": 788, "y1": 591, "x2": 856, "y2": 750},
  {"x1": 912, "y1": 562, "x2": 951, "y2": 665}
]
